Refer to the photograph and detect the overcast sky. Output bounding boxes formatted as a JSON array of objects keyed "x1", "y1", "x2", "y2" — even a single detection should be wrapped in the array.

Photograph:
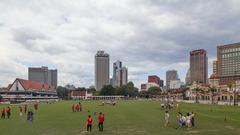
[{"x1": 0, "y1": 0, "x2": 240, "y2": 88}]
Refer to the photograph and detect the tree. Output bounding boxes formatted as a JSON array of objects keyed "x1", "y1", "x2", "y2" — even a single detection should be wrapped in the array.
[
  {"x1": 65, "y1": 84, "x2": 76, "y2": 90},
  {"x1": 76, "y1": 87, "x2": 87, "y2": 91},
  {"x1": 148, "y1": 86, "x2": 162, "y2": 95},
  {"x1": 125, "y1": 82, "x2": 139, "y2": 97},
  {"x1": 57, "y1": 86, "x2": 69, "y2": 100},
  {"x1": 87, "y1": 87, "x2": 96, "y2": 93},
  {"x1": 208, "y1": 86, "x2": 217, "y2": 104},
  {"x1": 100, "y1": 85, "x2": 116, "y2": 95},
  {"x1": 127, "y1": 81, "x2": 134, "y2": 88},
  {"x1": 139, "y1": 91, "x2": 150, "y2": 98}
]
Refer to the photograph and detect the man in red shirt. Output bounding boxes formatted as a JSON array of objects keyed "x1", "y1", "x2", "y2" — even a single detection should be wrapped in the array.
[
  {"x1": 87, "y1": 115, "x2": 93, "y2": 132},
  {"x1": 1, "y1": 108, "x2": 5, "y2": 119},
  {"x1": 98, "y1": 112, "x2": 105, "y2": 131},
  {"x1": 6, "y1": 106, "x2": 11, "y2": 119}
]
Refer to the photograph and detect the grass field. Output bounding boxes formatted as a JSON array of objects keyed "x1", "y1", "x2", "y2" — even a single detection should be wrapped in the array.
[{"x1": 0, "y1": 100, "x2": 240, "y2": 135}]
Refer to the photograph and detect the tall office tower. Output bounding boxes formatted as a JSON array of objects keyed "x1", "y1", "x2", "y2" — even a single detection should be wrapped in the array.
[
  {"x1": 113, "y1": 60, "x2": 122, "y2": 85},
  {"x1": 116, "y1": 67, "x2": 128, "y2": 86},
  {"x1": 148, "y1": 75, "x2": 160, "y2": 86},
  {"x1": 166, "y1": 70, "x2": 178, "y2": 89},
  {"x1": 121, "y1": 67, "x2": 128, "y2": 86},
  {"x1": 160, "y1": 80, "x2": 164, "y2": 88},
  {"x1": 213, "y1": 60, "x2": 218, "y2": 74},
  {"x1": 185, "y1": 69, "x2": 191, "y2": 86},
  {"x1": 95, "y1": 51, "x2": 110, "y2": 91},
  {"x1": 190, "y1": 49, "x2": 208, "y2": 84},
  {"x1": 28, "y1": 66, "x2": 58, "y2": 87},
  {"x1": 217, "y1": 43, "x2": 240, "y2": 84}
]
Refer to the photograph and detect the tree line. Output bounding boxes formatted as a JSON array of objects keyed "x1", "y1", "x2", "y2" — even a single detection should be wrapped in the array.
[{"x1": 56, "y1": 81, "x2": 163, "y2": 99}]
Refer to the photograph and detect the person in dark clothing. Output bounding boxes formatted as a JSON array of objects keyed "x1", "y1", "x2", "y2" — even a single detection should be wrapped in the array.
[{"x1": 27, "y1": 110, "x2": 34, "y2": 122}]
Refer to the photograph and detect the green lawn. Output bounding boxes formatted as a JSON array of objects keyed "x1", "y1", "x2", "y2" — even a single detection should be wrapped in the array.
[{"x1": 0, "y1": 100, "x2": 240, "y2": 135}]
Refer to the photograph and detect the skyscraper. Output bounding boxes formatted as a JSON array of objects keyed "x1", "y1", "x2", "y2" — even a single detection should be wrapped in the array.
[
  {"x1": 28, "y1": 66, "x2": 58, "y2": 87},
  {"x1": 166, "y1": 70, "x2": 178, "y2": 89},
  {"x1": 185, "y1": 69, "x2": 191, "y2": 86},
  {"x1": 190, "y1": 49, "x2": 208, "y2": 84},
  {"x1": 113, "y1": 60, "x2": 122, "y2": 85},
  {"x1": 116, "y1": 67, "x2": 128, "y2": 86},
  {"x1": 217, "y1": 43, "x2": 240, "y2": 84},
  {"x1": 95, "y1": 51, "x2": 110, "y2": 91},
  {"x1": 213, "y1": 60, "x2": 218, "y2": 74},
  {"x1": 159, "y1": 80, "x2": 164, "y2": 88}
]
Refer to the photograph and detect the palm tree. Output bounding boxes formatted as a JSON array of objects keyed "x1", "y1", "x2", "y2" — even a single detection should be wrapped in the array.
[{"x1": 208, "y1": 86, "x2": 217, "y2": 104}]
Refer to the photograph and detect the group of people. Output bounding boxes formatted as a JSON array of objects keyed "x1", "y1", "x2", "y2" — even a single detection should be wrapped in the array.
[
  {"x1": 19, "y1": 104, "x2": 36, "y2": 122},
  {"x1": 86, "y1": 112, "x2": 105, "y2": 132},
  {"x1": 99, "y1": 100, "x2": 117, "y2": 106},
  {"x1": 164, "y1": 111, "x2": 196, "y2": 129},
  {"x1": 1, "y1": 106, "x2": 11, "y2": 119},
  {"x1": 161, "y1": 102, "x2": 174, "y2": 110},
  {"x1": 72, "y1": 103, "x2": 82, "y2": 112},
  {"x1": 177, "y1": 112, "x2": 195, "y2": 129}
]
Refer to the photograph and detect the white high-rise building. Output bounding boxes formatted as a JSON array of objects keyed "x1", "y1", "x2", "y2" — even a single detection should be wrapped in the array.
[{"x1": 95, "y1": 51, "x2": 110, "y2": 91}]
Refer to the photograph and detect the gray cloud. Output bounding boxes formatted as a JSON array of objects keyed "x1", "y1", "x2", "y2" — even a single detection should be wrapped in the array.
[{"x1": 0, "y1": 0, "x2": 240, "y2": 88}]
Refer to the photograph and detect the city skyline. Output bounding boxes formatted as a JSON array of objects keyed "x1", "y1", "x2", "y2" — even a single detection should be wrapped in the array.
[{"x1": 0, "y1": 0, "x2": 240, "y2": 88}]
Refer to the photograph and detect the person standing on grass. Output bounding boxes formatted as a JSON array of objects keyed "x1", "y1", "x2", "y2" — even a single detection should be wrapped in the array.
[
  {"x1": 34, "y1": 102, "x2": 39, "y2": 111},
  {"x1": 79, "y1": 103, "x2": 82, "y2": 112},
  {"x1": 1, "y1": 107, "x2": 6, "y2": 119},
  {"x1": 186, "y1": 113, "x2": 191, "y2": 128},
  {"x1": 27, "y1": 110, "x2": 34, "y2": 122},
  {"x1": 87, "y1": 115, "x2": 93, "y2": 132},
  {"x1": 24, "y1": 104, "x2": 28, "y2": 114},
  {"x1": 191, "y1": 112, "x2": 195, "y2": 128},
  {"x1": 164, "y1": 111, "x2": 170, "y2": 127},
  {"x1": 72, "y1": 104, "x2": 75, "y2": 112},
  {"x1": 6, "y1": 106, "x2": 11, "y2": 119},
  {"x1": 19, "y1": 106, "x2": 23, "y2": 116},
  {"x1": 98, "y1": 112, "x2": 105, "y2": 131},
  {"x1": 75, "y1": 104, "x2": 79, "y2": 112}
]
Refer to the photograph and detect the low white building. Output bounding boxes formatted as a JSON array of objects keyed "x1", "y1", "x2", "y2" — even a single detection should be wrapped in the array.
[
  {"x1": 170, "y1": 79, "x2": 181, "y2": 89},
  {"x1": 141, "y1": 83, "x2": 160, "y2": 91}
]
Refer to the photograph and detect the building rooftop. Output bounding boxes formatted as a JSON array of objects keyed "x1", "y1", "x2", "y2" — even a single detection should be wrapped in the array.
[
  {"x1": 10, "y1": 78, "x2": 56, "y2": 92},
  {"x1": 95, "y1": 50, "x2": 109, "y2": 57}
]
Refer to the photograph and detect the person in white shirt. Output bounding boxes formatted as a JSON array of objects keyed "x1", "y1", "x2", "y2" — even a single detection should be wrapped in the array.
[
  {"x1": 186, "y1": 113, "x2": 192, "y2": 128},
  {"x1": 164, "y1": 111, "x2": 170, "y2": 127}
]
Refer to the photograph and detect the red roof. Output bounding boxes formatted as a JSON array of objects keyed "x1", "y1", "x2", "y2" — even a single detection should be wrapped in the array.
[
  {"x1": 70, "y1": 91, "x2": 86, "y2": 97},
  {"x1": 15, "y1": 78, "x2": 56, "y2": 92},
  {"x1": 209, "y1": 73, "x2": 219, "y2": 79}
]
